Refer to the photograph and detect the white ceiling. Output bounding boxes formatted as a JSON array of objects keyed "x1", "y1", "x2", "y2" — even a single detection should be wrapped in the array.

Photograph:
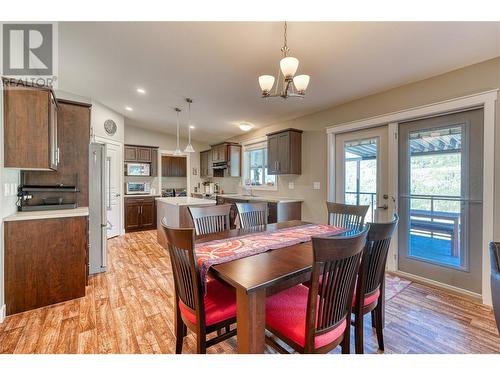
[{"x1": 58, "y1": 22, "x2": 500, "y2": 143}]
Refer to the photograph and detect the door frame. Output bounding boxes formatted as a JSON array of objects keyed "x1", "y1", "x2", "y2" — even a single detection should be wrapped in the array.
[
  {"x1": 94, "y1": 135, "x2": 124, "y2": 236},
  {"x1": 326, "y1": 89, "x2": 498, "y2": 305}
]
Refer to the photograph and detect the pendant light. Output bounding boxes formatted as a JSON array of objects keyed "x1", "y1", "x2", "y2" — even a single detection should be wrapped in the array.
[
  {"x1": 173, "y1": 107, "x2": 182, "y2": 155},
  {"x1": 184, "y1": 98, "x2": 195, "y2": 153}
]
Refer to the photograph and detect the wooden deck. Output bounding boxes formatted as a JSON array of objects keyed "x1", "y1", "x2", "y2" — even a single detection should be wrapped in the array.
[{"x1": 0, "y1": 229, "x2": 499, "y2": 354}]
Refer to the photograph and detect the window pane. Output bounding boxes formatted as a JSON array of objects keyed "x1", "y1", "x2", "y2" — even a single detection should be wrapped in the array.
[{"x1": 244, "y1": 146, "x2": 276, "y2": 187}]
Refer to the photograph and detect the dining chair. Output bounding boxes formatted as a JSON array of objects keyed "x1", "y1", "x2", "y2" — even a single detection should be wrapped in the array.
[
  {"x1": 265, "y1": 228, "x2": 368, "y2": 354},
  {"x1": 490, "y1": 241, "x2": 500, "y2": 334},
  {"x1": 160, "y1": 220, "x2": 237, "y2": 354},
  {"x1": 188, "y1": 204, "x2": 231, "y2": 236},
  {"x1": 235, "y1": 201, "x2": 268, "y2": 229},
  {"x1": 353, "y1": 214, "x2": 398, "y2": 354},
  {"x1": 326, "y1": 202, "x2": 369, "y2": 233}
]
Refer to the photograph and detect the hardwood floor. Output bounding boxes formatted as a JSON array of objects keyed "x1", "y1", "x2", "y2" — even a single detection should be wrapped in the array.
[{"x1": 1, "y1": 229, "x2": 499, "y2": 354}]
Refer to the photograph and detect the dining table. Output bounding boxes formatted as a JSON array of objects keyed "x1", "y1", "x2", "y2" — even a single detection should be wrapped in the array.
[{"x1": 195, "y1": 220, "x2": 346, "y2": 354}]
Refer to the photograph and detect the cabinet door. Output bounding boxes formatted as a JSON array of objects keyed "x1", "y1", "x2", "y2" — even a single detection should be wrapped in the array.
[
  {"x1": 200, "y1": 151, "x2": 207, "y2": 177},
  {"x1": 124, "y1": 201, "x2": 141, "y2": 231},
  {"x1": 140, "y1": 201, "x2": 156, "y2": 230},
  {"x1": 150, "y1": 149, "x2": 158, "y2": 177},
  {"x1": 267, "y1": 134, "x2": 279, "y2": 175},
  {"x1": 267, "y1": 202, "x2": 278, "y2": 224},
  {"x1": 277, "y1": 132, "x2": 290, "y2": 174},
  {"x1": 137, "y1": 147, "x2": 152, "y2": 162},
  {"x1": 124, "y1": 146, "x2": 137, "y2": 161},
  {"x1": 178, "y1": 157, "x2": 187, "y2": 177}
]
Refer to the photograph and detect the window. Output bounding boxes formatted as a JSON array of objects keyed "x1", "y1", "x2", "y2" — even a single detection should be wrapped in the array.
[{"x1": 243, "y1": 141, "x2": 277, "y2": 190}]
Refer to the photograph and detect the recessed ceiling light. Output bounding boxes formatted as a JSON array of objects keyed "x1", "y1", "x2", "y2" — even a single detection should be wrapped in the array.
[
  {"x1": 239, "y1": 123, "x2": 253, "y2": 131},
  {"x1": 190, "y1": 125, "x2": 195, "y2": 129},
  {"x1": 125, "y1": 106, "x2": 133, "y2": 111},
  {"x1": 136, "y1": 88, "x2": 146, "y2": 94}
]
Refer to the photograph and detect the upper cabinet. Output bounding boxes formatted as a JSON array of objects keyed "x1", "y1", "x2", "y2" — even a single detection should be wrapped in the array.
[
  {"x1": 162, "y1": 156, "x2": 187, "y2": 177},
  {"x1": 200, "y1": 150, "x2": 213, "y2": 178},
  {"x1": 267, "y1": 128, "x2": 303, "y2": 175},
  {"x1": 211, "y1": 143, "x2": 227, "y2": 163},
  {"x1": 3, "y1": 83, "x2": 59, "y2": 170},
  {"x1": 124, "y1": 145, "x2": 153, "y2": 162},
  {"x1": 209, "y1": 142, "x2": 241, "y2": 177}
]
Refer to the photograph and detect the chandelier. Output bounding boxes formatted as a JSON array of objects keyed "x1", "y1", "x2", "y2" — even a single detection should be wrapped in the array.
[{"x1": 258, "y1": 22, "x2": 310, "y2": 99}]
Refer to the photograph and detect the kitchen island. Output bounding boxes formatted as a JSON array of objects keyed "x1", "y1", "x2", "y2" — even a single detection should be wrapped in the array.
[{"x1": 156, "y1": 197, "x2": 216, "y2": 247}]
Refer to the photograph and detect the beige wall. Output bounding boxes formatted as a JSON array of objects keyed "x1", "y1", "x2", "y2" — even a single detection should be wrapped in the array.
[{"x1": 228, "y1": 57, "x2": 500, "y2": 234}]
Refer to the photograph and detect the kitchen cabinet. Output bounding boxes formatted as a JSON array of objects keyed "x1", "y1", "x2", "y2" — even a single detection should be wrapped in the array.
[
  {"x1": 210, "y1": 142, "x2": 242, "y2": 178},
  {"x1": 211, "y1": 143, "x2": 228, "y2": 163},
  {"x1": 162, "y1": 156, "x2": 187, "y2": 177},
  {"x1": 3, "y1": 82, "x2": 59, "y2": 170},
  {"x1": 150, "y1": 149, "x2": 158, "y2": 177},
  {"x1": 124, "y1": 196, "x2": 157, "y2": 232},
  {"x1": 124, "y1": 145, "x2": 156, "y2": 162},
  {"x1": 4, "y1": 215, "x2": 88, "y2": 315},
  {"x1": 267, "y1": 128, "x2": 303, "y2": 175},
  {"x1": 200, "y1": 150, "x2": 213, "y2": 178}
]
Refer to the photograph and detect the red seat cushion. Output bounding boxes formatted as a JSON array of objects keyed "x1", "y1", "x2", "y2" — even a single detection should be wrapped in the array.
[
  {"x1": 179, "y1": 279, "x2": 236, "y2": 326},
  {"x1": 266, "y1": 284, "x2": 347, "y2": 349},
  {"x1": 305, "y1": 275, "x2": 380, "y2": 307}
]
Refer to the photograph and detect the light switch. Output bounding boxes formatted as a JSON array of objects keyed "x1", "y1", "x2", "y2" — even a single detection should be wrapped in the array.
[
  {"x1": 313, "y1": 182, "x2": 321, "y2": 190},
  {"x1": 288, "y1": 182, "x2": 295, "y2": 190}
]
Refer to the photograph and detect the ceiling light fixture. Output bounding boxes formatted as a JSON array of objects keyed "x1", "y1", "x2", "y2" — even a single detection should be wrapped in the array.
[
  {"x1": 173, "y1": 107, "x2": 182, "y2": 156},
  {"x1": 125, "y1": 106, "x2": 133, "y2": 111},
  {"x1": 258, "y1": 22, "x2": 310, "y2": 99},
  {"x1": 239, "y1": 123, "x2": 253, "y2": 131},
  {"x1": 136, "y1": 88, "x2": 146, "y2": 94},
  {"x1": 184, "y1": 98, "x2": 195, "y2": 153}
]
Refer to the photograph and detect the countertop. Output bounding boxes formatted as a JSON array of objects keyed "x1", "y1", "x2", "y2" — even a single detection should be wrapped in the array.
[
  {"x1": 156, "y1": 197, "x2": 216, "y2": 206},
  {"x1": 4, "y1": 207, "x2": 89, "y2": 222},
  {"x1": 124, "y1": 194, "x2": 161, "y2": 198},
  {"x1": 216, "y1": 194, "x2": 304, "y2": 204}
]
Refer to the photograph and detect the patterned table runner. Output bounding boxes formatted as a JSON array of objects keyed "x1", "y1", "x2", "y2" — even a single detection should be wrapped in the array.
[{"x1": 195, "y1": 223, "x2": 348, "y2": 289}]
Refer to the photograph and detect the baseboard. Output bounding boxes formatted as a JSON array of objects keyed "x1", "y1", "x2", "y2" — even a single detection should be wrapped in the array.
[
  {"x1": 0, "y1": 304, "x2": 5, "y2": 323},
  {"x1": 390, "y1": 270, "x2": 484, "y2": 303}
]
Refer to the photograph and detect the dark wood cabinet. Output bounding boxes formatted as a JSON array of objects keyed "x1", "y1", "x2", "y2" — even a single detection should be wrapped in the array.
[
  {"x1": 3, "y1": 83, "x2": 59, "y2": 170},
  {"x1": 4, "y1": 216, "x2": 88, "y2": 315},
  {"x1": 150, "y1": 149, "x2": 158, "y2": 177},
  {"x1": 212, "y1": 143, "x2": 227, "y2": 163},
  {"x1": 124, "y1": 196, "x2": 157, "y2": 232},
  {"x1": 124, "y1": 145, "x2": 156, "y2": 163},
  {"x1": 161, "y1": 156, "x2": 187, "y2": 177},
  {"x1": 209, "y1": 142, "x2": 242, "y2": 177},
  {"x1": 200, "y1": 150, "x2": 213, "y2": 177},
  {"x1": 267, "y1": 128, "x2": 303, "y2": 175}
]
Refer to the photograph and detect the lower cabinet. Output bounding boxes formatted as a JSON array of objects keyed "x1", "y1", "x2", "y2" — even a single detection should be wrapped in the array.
[
  {"x1": 125, "y1": 196, "x2": 157, "y2": 232},
  {"x1": 4, "y1": 216, "x2": 88, "y2": 315}
]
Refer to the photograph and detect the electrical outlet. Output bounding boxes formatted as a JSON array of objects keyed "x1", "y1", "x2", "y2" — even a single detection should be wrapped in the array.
[
  {"x1": 288, "y1": 182, "x2": 294, "y2": 190},
  {"x1": 313, "y1": 182, "x2": 320, "y2": 190}
]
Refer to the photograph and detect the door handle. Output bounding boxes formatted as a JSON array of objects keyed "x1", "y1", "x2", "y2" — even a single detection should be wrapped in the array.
[{"x1": 377, "y1": 204, "x2": 389, "y2": 210}]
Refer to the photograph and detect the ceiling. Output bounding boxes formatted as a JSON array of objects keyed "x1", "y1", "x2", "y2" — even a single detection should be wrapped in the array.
[{"x1": 58, "y1": 22, "x2": 500, "y2": 143}]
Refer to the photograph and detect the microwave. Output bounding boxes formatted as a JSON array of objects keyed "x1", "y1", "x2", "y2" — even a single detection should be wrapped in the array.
[
  {"x1": 126, "y1": 162, "x2": 150, "y2": 176},
  {"x1": 126, "y1": 182, "x2": 151, "y2": 195}
]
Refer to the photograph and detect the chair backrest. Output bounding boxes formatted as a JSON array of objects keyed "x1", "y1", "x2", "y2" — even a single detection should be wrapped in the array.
[
  {"x1": 160, "y1": 219, "x2": 205, "y2": 323},
  {"x1": 235, "y1": 202, "x2": 268, "y2": 229},
  {"x1": 491, "y1": 241, "x2": 500, "y2": 275},
  {"x1": 357, "y1": 214, "x2": 399, "y2": 303},
  {"x1": 188, "y1": 204, "x2": 231, "y2": 236},
  {"x1": 305, "y1": 227, "x2": 368, "y2": 351},
  {"x1": 326, "y1": 202, "x2": 369, "y2": 232}
]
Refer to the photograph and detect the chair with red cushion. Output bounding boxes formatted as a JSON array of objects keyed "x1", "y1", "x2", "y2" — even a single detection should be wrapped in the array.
[
  {"x1": 160, "y1": 220, "x2": 237, "y2": 354},
  {"x1": 265, "y1": 228, "x2": 368, "y2": 354},
  {"x1": 353, "y1": 214, "x2": 398, "y2": 354}
]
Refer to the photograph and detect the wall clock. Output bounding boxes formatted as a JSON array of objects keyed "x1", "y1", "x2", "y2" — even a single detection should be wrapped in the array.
[{"x1": 104, "y1": 119, "x2": 117, "y2": 136}]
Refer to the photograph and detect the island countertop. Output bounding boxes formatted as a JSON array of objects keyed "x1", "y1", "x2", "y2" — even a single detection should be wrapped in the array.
[{"x1": 156, "y1": 197, "x2": 216, "y2": 206}]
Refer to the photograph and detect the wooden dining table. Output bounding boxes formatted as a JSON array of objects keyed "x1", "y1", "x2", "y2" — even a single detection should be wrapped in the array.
[{"x1": 196, "y1": 220, "x2": 331, "y2": 354}]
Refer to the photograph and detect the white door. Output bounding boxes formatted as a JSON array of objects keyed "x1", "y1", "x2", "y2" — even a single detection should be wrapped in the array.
[
  {"x1": 335, "y1": 126, "x2": 390, "y2": 223},
  {"x1": 106, "y1": 142, "x2": 122, "y2": 238}
]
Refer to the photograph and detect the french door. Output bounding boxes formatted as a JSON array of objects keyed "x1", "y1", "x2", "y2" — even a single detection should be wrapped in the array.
[
  {"x1": 398, "y1": 109, "x2": 483, "y2": 293},
  {"x1": 335, "y1": 126, "x2": 390, "y2": 223}
]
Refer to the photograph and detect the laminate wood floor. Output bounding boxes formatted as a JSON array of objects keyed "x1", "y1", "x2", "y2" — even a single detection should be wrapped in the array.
[{"x1": 1, "y1": 230, "x2": 499, "y2": 354}]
